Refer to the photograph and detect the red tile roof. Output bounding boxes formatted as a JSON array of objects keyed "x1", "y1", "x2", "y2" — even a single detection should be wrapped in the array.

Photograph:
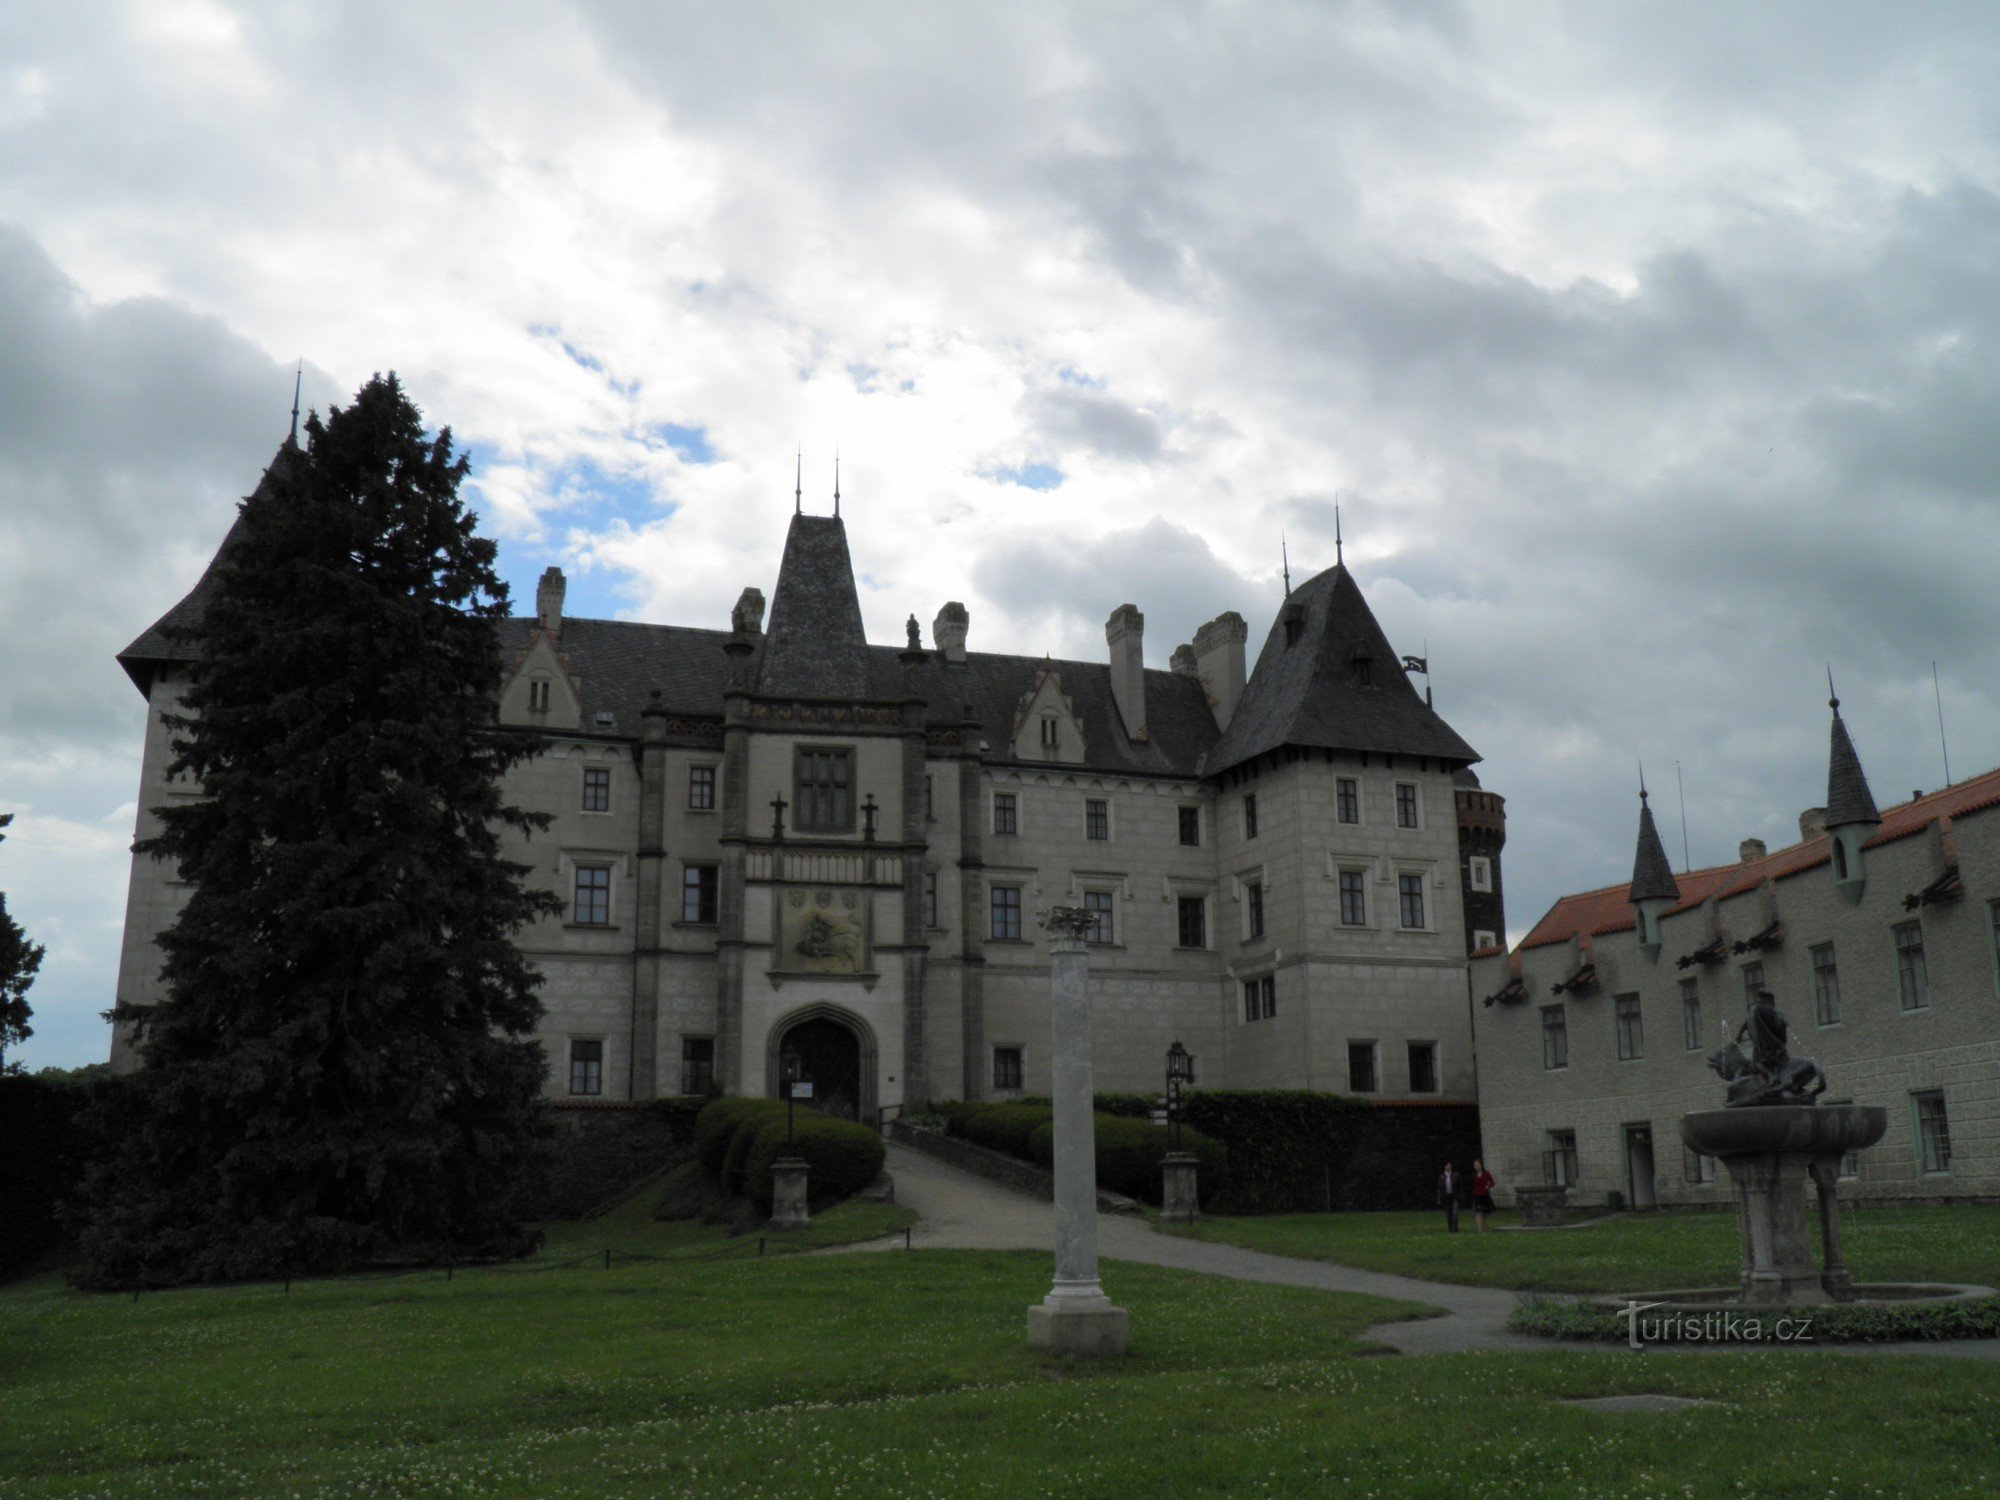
[{"x1": 1518, "y1": 765, "x2": 2000, "y2": 953}]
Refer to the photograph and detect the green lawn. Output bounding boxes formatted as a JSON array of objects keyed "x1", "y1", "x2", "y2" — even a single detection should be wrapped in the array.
[{"x1": 1165, "y1": 1203, "x2": 2000, "y2": 1293}]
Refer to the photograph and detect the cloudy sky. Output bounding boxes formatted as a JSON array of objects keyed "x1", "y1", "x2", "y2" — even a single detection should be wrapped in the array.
[{"x1": 4, "y1": 2, "x2": 1999, "y2": 1068}]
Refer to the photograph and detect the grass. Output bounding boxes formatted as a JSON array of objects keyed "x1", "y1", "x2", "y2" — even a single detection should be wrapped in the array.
[{"x1": 1164, "y1": 1203, "x2": 2000, "y2": 1293}]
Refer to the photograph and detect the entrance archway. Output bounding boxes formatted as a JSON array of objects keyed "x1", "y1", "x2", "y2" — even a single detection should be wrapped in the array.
[{"x1": 769, "y1": 1006, "x2": 874, "y2": 1123}]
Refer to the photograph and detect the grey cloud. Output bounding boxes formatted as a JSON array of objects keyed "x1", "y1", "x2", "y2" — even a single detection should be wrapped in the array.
[{"x1": 1023, "y1": 386, "x2": 1163, "y2": 462}]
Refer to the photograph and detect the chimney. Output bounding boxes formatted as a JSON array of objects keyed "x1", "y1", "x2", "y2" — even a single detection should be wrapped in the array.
[
  {"x1": 1193, "y1": 611, "x2": 1248, "y2": 730},
  {"x1": 1799, "y1": 807, "x2": 1828, "y2": 841},
  {"x1": 1106, "y1": 603, "x2": 1146, "y2": 740},
  {"x1": 1170, "y1": 644, "x2": 1199, "y2": 678},
  {"x1": 535, "y1": 567, "x2": 566, "y2": 637},
  {"x1": 731, "y1": 586, "x2": 766, "y2": 635},
  {"x1": 1740, "y1": 838, "x2": 1767, "y2": 864},
  {"x1": 933, "y1": 601, "x2": 969, "y2": 664}
]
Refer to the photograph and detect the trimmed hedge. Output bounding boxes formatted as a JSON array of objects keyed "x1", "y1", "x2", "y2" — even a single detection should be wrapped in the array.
[
  {"x1": 693, "y1": 1098, "x2": 885, "y2": 1213},
  {"x1": 1026, "y1": 1113, "x2": 1228, "y2": 1207},
  {"x1": 959, "y1": 1102, "x2": 1053, "y2": 1159},
  {"x1": 1178, "y1": 1091, "x2": 1367, "y2": 1214},
  {"x1": 1, "y1": 1071, "x2": 99, "y2": 1280},
  {"x1": 1511, "y1": 1292, "x2": 2000, "y2": 1344}
]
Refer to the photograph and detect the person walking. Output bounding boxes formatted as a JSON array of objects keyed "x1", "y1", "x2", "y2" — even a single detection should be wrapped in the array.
[
  {"x1": 1471, "y1": 1159, "x2": 1496, "y2": 1232},
  {"x1": 1438, "y1": 1161, "x2": 1461, "y2": 1233}
]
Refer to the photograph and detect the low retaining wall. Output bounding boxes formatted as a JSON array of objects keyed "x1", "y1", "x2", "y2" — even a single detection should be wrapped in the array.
[{"x1": 889, "y1": 1120, "x2": 1140, "y2": 1212}]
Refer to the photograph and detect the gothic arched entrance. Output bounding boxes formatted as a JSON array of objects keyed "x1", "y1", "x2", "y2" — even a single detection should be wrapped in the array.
[{"x1": 770, "y1": 1007, "x2": 874, "y2": 1123}]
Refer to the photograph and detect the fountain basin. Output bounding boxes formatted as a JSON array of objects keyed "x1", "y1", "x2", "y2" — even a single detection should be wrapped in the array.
[{"x1": 1681, "y1": 1103, "x2": 1886, "y2": 1158}]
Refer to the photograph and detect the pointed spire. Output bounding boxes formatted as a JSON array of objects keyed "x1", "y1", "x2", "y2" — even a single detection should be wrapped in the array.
[
  {"x1": 834, "y1": 449, "x2": 841, "y2": 518},
  {"x1": 1825, "y1": 671, "x2": 1881, "y2": 829},
  {"x1": 794, "y1": 447, "x2": 803, "y2": 515},
  {"x1": 1334, "y1": 498, "x2": 1343, "y2": 567},
  {"x1": 1281, "y1": 532, "x2": 1292, "y2": 596},
  {"x1": 1630, "y1": 772, "x2": 1681, "y2": 904},
  {"x1": 289, "y1": 363, "x2": 302, "y2": 444}
]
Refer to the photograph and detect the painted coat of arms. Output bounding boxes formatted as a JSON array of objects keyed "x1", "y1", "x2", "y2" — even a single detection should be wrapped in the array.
[{"x1": 778, "y1": 888, "x2": 871, "y2": 975}]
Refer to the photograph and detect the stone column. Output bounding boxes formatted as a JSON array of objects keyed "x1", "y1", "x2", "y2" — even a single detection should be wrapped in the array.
[
  {"x1": 1025, "y1": 907, "x2": 1128, "y2": 1357},
  {"x1": 769, "y1": 1156, "x2": 810, "y2": 1230},
  {"x1": 1808, "y1": 1157, "x2": 1854, "y2": 1302},
  {"x1": 1722, "y1": 1152, "x2": 1828, "y2": 1305}
]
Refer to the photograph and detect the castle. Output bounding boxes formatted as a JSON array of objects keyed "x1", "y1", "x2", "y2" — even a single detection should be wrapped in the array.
[{"x1": 112, "y1": 447, "x2": 1503, "y2": 1120}]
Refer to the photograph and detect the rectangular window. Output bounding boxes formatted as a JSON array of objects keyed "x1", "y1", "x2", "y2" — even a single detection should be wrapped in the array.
[
  {"x1": 1347, "y1": 1041, "x2": 1378, "y2": 1093},
  {"x1": 1246, "y1": 880, "x2": 1265, "y2": 938},
  {"x1": 1398, "y1": 872, "x2": 1425, "y2": 929},
  {"x1": 528, "y1": 679, "x2": 550, "y2": 712},
  {"x1": 993, "y1": 791, "x2": 1018, "y2": 836},
  {"x1": 1827, "y1": 1100, "x2": 1862, "y2": 1178},
  {"x1": 1337, "y1": 777, "x2": 1359, "y2": 824},
  {"x1": 582, "y1": 765, "x2": 611, "y2": 812},
  {"x1": 1683, "y1": 1147, "x2": 1716, "y2": 1185},
  {"x1": 1395, "y1": 783, "x2": 1419, "y2": 829},
  {"x1": 990, "y1": 885, "x2": 1022, "y2": 941},
  {"x1": 1681, "y1": 979, "x2": 1702, "y2": 1051},
  {"x1": 1811, "y1": 943, "x2": 1841, "y2": 1025},
  {"x1": 1408, "y1": 1041, "x2": 1438, "y2": 1093},
  {"x1": 1741, "y1": 961, "x2": 1765, "y2": 1010},
  {"x1": 688, "y1": 764, "x2": 715, "y2": 810},
  {"x1": 1178, "y1": 806, "x2": 1201, "y2": 846},
  {"x1": 1545, "y1": 1129, "x2": 1578, "y2": 1188},
  {"x1": 572, "y1": 865, "x2": 611, "y2": 926},
  {"x1": 1243, "y1": 794, "x2": 1259, "y2": 839},
  {"x1": 1085, "y1": 798, "x2": 1109, "y2": 841},
  {"x1": 681, "y1": 863, "x2": 718, "y2": 925},
  {"x1": 1542, "y1": 1005, "x2": 1568, "y2": 1070},
  {"x1": 1339, "y1": 869, "x2": 1367, "y2": 926},
  {"x1": 1040, "y1": 716, "x2": 1059, "y2": 750},
  {"x1": 794, "y1": 748, "x2": 852, "y2": 832},
  {"x1": 1895, "y1": 922, "x2": 1930, "y2": 1010},
  {"x1": 1991, "y1": 900, "x2": 2000, "y2": 995},
  {"x1": 1242, "y1": 976, "x2": 1276, "y2": 1022},
  {"x1": 680, "y1": 1037, "x2": 714, "y2": 1096},
  {"x1": 1083, "y1": 890, "x2": 1114, "y2": 946},
  {"x1": 1177, "y1": 895, "x2": 1207, "y2": 949},
  {"x1": 1468, "y1": 855, "x2": 1492, "y2": 893},
  {"x1": 568, "y1": 1039, "x2": 603, "y2": 1096},
  {"x1": 925, "y1": 775, "x2": 934, "y2": 820},
  {"x1": 1615, "y1": 992, "x2": 1644, "y2": 1060},
  {"x1": 924, "y1": 871, "x2": 939, "y2": 929},
  {"x1": 1913, "y1": 1090, "x2": 1952, "y2": 1173},
  {"x1": 1473, "y1": 929, "x2": 1497, "y2": 950},
  {"x1": 993, "y1": 1046, "x2": 1023, "y2": 1091}
]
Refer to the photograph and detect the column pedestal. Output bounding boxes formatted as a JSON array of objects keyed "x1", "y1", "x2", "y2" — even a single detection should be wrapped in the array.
[
  {"x1": 1161, "y1": 1152, "x2": 1201, "y2": 1225},
  {"x1": 769, "y1": 1156, "x2": 810, "y2": 1231}
]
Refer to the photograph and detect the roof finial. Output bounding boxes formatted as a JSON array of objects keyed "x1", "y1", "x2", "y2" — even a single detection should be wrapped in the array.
[
  {"x1": 1335, "y1": 496, "x2": 1343, "y2": 567},
  {"x1": 834, "y1": 448, "x2": 841, "y2": 518},
  {"x1": 1827, "y1": 664, "x2": 1839, "y2": 713},
  {"x1": 1281, "y1": 531, "x2": 1291, "y2": 596},
  {"x1": 795, "y1": 447, "x2": 802, "y2": 515},
  {"x1": 290, "y1": 362, "x2": 302, "y2": 444},
  {"x1": 1639, "y1": 760, "x2": 1649, "y2": 802}
]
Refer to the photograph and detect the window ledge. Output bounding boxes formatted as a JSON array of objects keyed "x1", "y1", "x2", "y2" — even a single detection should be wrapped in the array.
[
  {"x1": 671, "y1": 920, "x2": 719, "y2": 930},
  {"x1": 987, "y1": 936, "x2": 1032, "y2": 946},
  {"x1": 564, "y1": 922, "x2": 623, "y2": 932},
  {"x1": 685, "y1": 806, "x2": 717, "y2": 816}
]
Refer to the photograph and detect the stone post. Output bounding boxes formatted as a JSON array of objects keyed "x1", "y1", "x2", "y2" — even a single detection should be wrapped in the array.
[
  {"x1": 769, "y1": 1157, "x2": 810, "y2": 1231},
  {"x1": 1808, "y1": 1157, "x2": 1854, "y2": 1302},
  {"x1": 1025, "y1": 907, "x2": 1128, "y2": 1357},
  {"x1": 1161, "y1": 1153, "x2": 1200, "y2": 1225}
]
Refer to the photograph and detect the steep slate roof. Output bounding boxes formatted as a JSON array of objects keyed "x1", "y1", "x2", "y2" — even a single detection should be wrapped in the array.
[
  {"x1": 1518, "y1": 765, "x2": 2000, "y2": 952},
  {"x1": 755, "y1": 514, "x2": 872, "y2": 700},
  {"x1": 1826, "y1": 700, "x2": 1881, "y2": 828},
  {"x1": 1629, "y1": 791, "x2": 1681, "y2": 904},
  {"x1": 115, "y1": 440, "x2": 298, "y2": 693},
  {"x1": 1204, "y1": 562, "x2": 1477, "y2": 777}
]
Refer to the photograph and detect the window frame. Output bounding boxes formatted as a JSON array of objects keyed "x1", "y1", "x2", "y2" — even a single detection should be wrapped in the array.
[
  {"x1": 1407, "y1": 1040, "x2": 1438, "y2": 1094},
  {"x1": 793, "y1": 745, "x2": 855, "y2": 833},
  {"x1": 1541, "y1": 1004, "x2": 1568, "y2": 1070},
  {"x1": 568, "y1": 1037, "x2": 605, "y2": 1097},
  {"x1": 1245, "y1": 879, "x2": 1266, "y2": 939},
  {"x1": 989, "y1": 884, "x2": 1023, "y2": 942},
  {"x1": 1683, "y1": 1147, "x2": 1717, "y2": 1186},
  {"x1": 1681, "y1": 978, "x2": 1702, "y2": 1051},
  {"x1": 1895, "y1": 921, "x2": 1930, "y2": 1011},
  {"x1": 1176, "y1": 894, "x2": 1207, "y2": 950},
  {"x1": 1468, "y1": 854, "x2": 1492, "y2": 893},
  {"x1": 1242, "y1": 975, "x2": 1276, "y2": 1023},
  {"x1": 1397, "y1": 871, "x2": 1426, "y2": 930},
  {"x1": 1394, "y1": 782, "x2": 1419, "y2": 829},
  {"x1": 1084, "y1": 797, "x2": 1110, "y2": 842},
  {"x1": 923, "y1": 870, "x2": 939, "y2": 930},
  {"x1": 1177, "y1": 806, "x2": 1202, "y2": 847},
  {"x1": 679, "y1": 1036, "x2": 715, "y2": 1096},
  {"x1": 688, "y1": 763, "x2": 717, "y2": 811},
  {"x1": 993, "y1": 1045, "x2": 1025, "y2": 1092},
  {"x1": 1338, "y1": 868, "x2": 1367, "y2": 927},
  {"x1": 1545, "y1": 1129, "x2": 1579, "y2": 1188},
  {"x1": 581, "y1": 764, "x2": 611, "y2": 813},
  {"x1": 1347, "y1": 1040, "x2": 1379, "y2": 1093},
  {"x1": 572, "y1": 863, "x2": 612, "y2": 927},
  {"x1": 1243, "y1": 793, "x2": 1259, "y2": 840},
  {"x1": 1082, "y1": 889, "x2": 1115, "y2": 946},
  {"x1": 1614, "y1": 992, "x2": 1644, "y2": 1061},
  {"x1": 680, "y1": 862, "x2": 719, "y2": 926},
  {"x1": 1811, "y1": 943, "x2": 1841, "y2": 1026},
  {"x1": 1740, "y1": 960, "x2": 1765, "y2": 1011},
  {"x1": 1336, "y1": 777, "x2": 1359, "y2": 825},
  {"x1": 992, "y1": 790, "x2": 1019, "y2": 837},
  {"x1": 1912, "y1": 1089, "x2": 1952, "y2": 1173}
]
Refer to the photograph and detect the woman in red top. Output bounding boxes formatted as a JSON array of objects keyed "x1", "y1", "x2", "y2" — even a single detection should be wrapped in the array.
[{"x1": 1470, "y1": 1160, "x2": 1497, "y2": 1232}]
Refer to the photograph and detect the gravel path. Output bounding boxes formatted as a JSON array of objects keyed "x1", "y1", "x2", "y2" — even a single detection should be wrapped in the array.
[{"x1": 832, "y1": 1143, "x2": 2000, "y2": 1359}]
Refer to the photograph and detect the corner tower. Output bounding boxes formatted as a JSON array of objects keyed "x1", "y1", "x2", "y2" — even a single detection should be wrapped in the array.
[{"x1": 1824, "y1": 681, "x2": 1881, "y2": 904}]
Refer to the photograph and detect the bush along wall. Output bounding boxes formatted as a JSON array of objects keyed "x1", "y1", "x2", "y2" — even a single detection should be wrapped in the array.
[
  {"x1": 1026, "y1": 1114, "x2": 1229, "y2": 1208},
  {"x1": 1, "y1": 1071, "x2": 102, "y2": 1280},
  {"x1": 694, "y1": 1098, "x2": 885, "y2": 1213},
  {"x1": 507, "y1": 1097, "x2": 709, "y2": 1221}
]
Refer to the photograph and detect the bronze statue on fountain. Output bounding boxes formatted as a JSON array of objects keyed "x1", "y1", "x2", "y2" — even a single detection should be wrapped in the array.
[{"x1": 1707, "y1": 988, "x2": 1826, "y2": 1107}]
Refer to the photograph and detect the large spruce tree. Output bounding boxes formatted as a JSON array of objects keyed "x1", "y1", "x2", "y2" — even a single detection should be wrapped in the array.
[
  {"x1": 74, "y1": 375, "x2": 560, "y2": 1288},
  {"x1": 0, "y1": 813, "x2": 45, "y2": 1073}
]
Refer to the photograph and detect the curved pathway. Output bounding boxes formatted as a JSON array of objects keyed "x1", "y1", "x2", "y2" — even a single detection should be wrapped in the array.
[{"x1": 834, "y1": 1143, "x2": 2000, "y2": 1359}]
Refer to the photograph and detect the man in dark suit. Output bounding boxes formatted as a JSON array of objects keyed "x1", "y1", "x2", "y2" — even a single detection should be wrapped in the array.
[{"x1": 1438, "y1": 1162, "x2": 1462, "y2": 1232}]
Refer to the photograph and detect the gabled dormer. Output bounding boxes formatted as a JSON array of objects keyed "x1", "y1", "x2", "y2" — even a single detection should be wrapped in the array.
[
  {"x1": 1629, "y1": 783, "x2": 1680, "y2": 961},
  {"x1": 1824, "y1": 682, "x2": 1881, "y2": 905},
  {"x1": 500, "y1": 568, "x2": 582, "y2": 730},
  {"x1": 1012, "y1": 658, "x2": 1086, "y2": 765}
]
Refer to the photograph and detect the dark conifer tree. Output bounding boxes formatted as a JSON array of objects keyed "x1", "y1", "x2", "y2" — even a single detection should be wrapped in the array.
[
  {"x1": 0, "y1": 813, "x2": 45, "y2": 1073},
  {"x1": 74, "y1": 375, "x2": 560, "y2": 1287}
]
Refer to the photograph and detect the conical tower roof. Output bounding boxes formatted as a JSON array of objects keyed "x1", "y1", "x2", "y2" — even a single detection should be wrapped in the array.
[
  {"x1": 1629, "y1": 789, "x2": 1680, "y2": 904},
  {"x1": 1825, "y1": 691, "x2": 1881, "y2": 829},
  {"x1": 754, "y1": 513, "x2": 873, "y2": 699},
  {"x1": 1203, "y1": 562, "x2": 1476, "y2": 777},
  {"x1": 116, "y1": 438, "x2": 299, "y2": 694}
]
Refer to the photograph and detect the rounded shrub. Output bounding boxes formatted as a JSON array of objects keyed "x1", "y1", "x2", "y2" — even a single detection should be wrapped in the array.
[
  {"x1": 1027, "y1": 1112, "x2": 1228, "y2": 1207},
  {"x1": 696, "y1": 1098, "x2": 784, "y2": 1176},
  {"x1": 742, "y1": 1114, "x2": 887, "y2": 1211},
  {"x1": 958, "y1": 1102, "x2": 1054, "y2": 1158}
]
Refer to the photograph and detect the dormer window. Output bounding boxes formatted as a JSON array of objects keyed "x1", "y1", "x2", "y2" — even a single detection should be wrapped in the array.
[
  {"x1": 529, "y1": 679, "x2": 551, "y2": 712},
  {"x1": 1351, "y1": 651, "x2": 1373, "y2": 687},
  {"x1": 1283, "y1": 610, "x2": 1304, "y2": 648},
  {"x1": 1040, "y1": 716, "x2": 1059, "y2": 751}
]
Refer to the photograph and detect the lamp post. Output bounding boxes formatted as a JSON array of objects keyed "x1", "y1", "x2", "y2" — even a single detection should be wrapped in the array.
[
  {"x1": 770, "y1": 1046, "x2": 811, "y2": 1230},
  {"x1": 1160, "y1": 1040, "x2": 1201, "y2": 1227}
]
